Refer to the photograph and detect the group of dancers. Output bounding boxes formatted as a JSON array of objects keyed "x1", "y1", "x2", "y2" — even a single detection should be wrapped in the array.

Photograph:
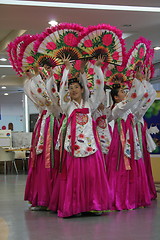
[{"x1": 23, "y1": 53, "x2": 157, "y2": 218}]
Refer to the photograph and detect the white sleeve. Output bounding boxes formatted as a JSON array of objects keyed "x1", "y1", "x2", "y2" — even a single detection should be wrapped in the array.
[
  {"x1": 112, "y1": 78, "x2": 145, "y2": 119},
  {"x1": 59, "y1": 68, "x2": 70, "y2": 113},
  {"x1": 89, "y1": 65, "x2": 105, "y2": 113},
  {"x1": 134, "y1": 80, "x2": 157, "y2": 119},
  {"x1": 79, "y1": 72, "x2": 90, "y2": 101}
]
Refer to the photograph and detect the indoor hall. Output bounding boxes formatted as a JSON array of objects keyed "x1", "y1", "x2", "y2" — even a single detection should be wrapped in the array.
[{"x1": 0, "y1": 1, "x2": 160, "y2": 240}]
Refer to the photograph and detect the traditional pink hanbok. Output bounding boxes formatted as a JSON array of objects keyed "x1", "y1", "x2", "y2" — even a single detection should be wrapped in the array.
[
  {"x1": 24, "y1": 73, "x2": 61, "y2": 207},
  {"x1": 134, "y1": 79, "x2": 157, "y2": 200},
  {"x1": 106, "y1": 78, "x2": 151, "y2": 210},
  {"x1": 49, "y1": 66, "x2": 111, "y2": 217}
]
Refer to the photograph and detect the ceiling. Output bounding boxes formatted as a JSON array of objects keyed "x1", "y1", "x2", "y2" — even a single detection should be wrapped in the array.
[{"x1": 0, "y1": 0, "x2": 160, "y2": 95}]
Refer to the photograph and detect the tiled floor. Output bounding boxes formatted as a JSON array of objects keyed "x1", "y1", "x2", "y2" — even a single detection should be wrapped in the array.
[{"x1": 0, "y1": 174, "x2": 160, "y2": 240}]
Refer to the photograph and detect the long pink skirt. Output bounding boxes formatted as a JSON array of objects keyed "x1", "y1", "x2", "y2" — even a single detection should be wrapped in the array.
[
  {"x1": 49, "y1": 148, "x2": 111, "y2": 217},
  {"x1": 106, "y1": 121, "x2": 151, "y2": 211},
  {"x1": 24, "y1": 114, "x2": 60, "y2": 207},
  {"x1": 141, "y1": 122, "x2": 157, "y2": 200}
]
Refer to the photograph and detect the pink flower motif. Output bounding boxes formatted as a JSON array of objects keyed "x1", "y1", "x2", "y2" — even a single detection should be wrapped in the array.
[
  {"x1": 68, "y1": 135, "x2": 71, "y2": 139},
  {"x1": 102, "y1": 34, "x2": 113, "y2": 46},
  {"x1": 116, "y1": 66, "x2": 124, "y2": 72},
  {"x1": 64, "y1": 33, "x2": 77, "y2": 46},
  {"x1": 54, "y1": 73, "x2": 60, "y2": 80},
  {"x1": 139, "y1": 47, "x2": 145, "y2": 59},
  {"x1": 87, "y1": 82, "x2": 93, "y2": 88},
  {"x1": 88, "y1": 68, "x2": 94, "y2": 75},
  {"x1": 84, "y1": 39, "x2": 93, "y2": 47},
  {"x1": 147, "y1": 98, "x2": 151, "y2": 102},
  {"x1": 101, "y1": 135, "x2": 105, "y2": 139},
  {"x1": 105, "y1": 70, "x2": 112, "y2": 77},
  {"x1": 74, "y1": 60, "x2": 81, "y2": 71},
  {"x1": 96, "y1": 79, "x2": 101, "y2": 85},
  {"x1": 112, "y1": 51, "x2": 119, "y2": 60},
  {"x1": 46, "y1": 42, "x2": 57, "y2": 50},
  {"x1": 39, "y1": 145, "x2": 43, "y2": 150},
  {"x1": 126, "y1": 70, "x2": 131, "y2": 77},
  {"x1": 26, "y1": 56, "x2": 35, "y2": 64}
]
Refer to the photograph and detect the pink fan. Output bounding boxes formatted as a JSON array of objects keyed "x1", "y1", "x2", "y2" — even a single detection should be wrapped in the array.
[
  {"x1": 78, "y1": 24, "x2": 126, "y2": 65},
  {"x1": 126, "y1": 37, "x2": 151, "y2": 71},
  {"x1": 7, "y1": 34, "x2": 32, "y2": 75},
  {"x1": 17, "y1": 34, "x2": 39, "y2": 73},
  {"x1": 34, "y1": 23, "x2": 85, "y2": 62}
]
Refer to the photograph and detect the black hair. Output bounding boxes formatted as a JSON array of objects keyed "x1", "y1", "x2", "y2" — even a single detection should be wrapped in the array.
[
  {"x1": 110, "y1": 83, "x2": 121, "y2": 104},
  {"x1": 68, "y1": 78, "x2": 83, "y2": 89}
]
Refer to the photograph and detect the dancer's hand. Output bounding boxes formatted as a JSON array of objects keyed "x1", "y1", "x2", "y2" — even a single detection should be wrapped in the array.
[
  {"x1": 95, "y1": 55, "x2": 105, "y2": 67},
  {"x1": 61, "y1": 54, "x2": 71, "y2": 70},
  {"x1": 80, "y1": 59, "x2": 88, "y2": 74}
]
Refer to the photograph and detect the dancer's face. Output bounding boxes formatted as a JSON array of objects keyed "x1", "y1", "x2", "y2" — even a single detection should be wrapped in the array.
[
  {"x1": 69, "y1": 82, "x2": 84, "y2": 102},
  {"x1": 115, "y1": 88, "x2": 126, "y2": 103}
]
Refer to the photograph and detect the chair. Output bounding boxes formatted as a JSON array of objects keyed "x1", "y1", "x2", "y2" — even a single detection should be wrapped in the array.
[
  {"x1": 14, "y1": 151, "x2": 27, "y2": 172},
  {"x1": 0, "y1": 147, "x2": 18, "y2": 174}
]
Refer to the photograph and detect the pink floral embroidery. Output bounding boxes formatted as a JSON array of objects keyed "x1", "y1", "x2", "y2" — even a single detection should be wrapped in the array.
[
  {"x1": 96, "y1": 79, "x2": 101, "y2": 85},
  {"x1": 46, "y1": 42, "x2": 57, "y2": 50},
  {"x1": 64, "y1": 33, "x2": 77, "y2": 46},
  {"x1": 102, "y1": 34, "x2": 113, "y2": 46},
  {"x1": 52, "y1": 87, "x2": 56, "y2": 93},
  {"x1": 84, "y1": 39, "x2": 93, "y2": 47},
  {"x1": 78, "y1": 133, "x2": 84, "y2": 138},
  {"x1": 144, "y1": 92, "x2": 149, "y2": 98},
  {"x1": 74, "y1": 144, "x2": 80, "y2": 150},
  {"x1": 147, "y1": 98, "x2": 151, "y2": 102},
  {"x1": 68, "y1": 135, "x2": 71, "y2": 139},
  {"x1": 131, "y1": 92, "x2": 137, "y2": 98},
  {"x1": 86, "y1": 147, "x2": 93, "y2": 152},
  {"x1": 37, "y1": 88, "x2": 42, "y2": 93}
]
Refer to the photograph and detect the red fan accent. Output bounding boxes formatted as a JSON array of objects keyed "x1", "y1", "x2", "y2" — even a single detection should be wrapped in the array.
[{"x1": 78, "y1": 24, "x2": 126, "y2": 65}]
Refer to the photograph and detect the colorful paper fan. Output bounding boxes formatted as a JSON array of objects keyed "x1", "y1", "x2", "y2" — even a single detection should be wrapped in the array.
[
  {"x1": 17, "y1": 34, "x2": 41, "y2": 73},
  {"x1": 144, "y1": 48, "x2": 155, "y2": 79},
  {"x1": 37, "y1": 55, "x2": 62, "y2": 68},
  {"x1": 126, "y1": 37, "x2": 151, "y2": 71},
  {"x1": 7, "y1": 34, "x2": 33, "y2": 76},
  {"x1": 7, "y1": 41, "x2": 19, "y2": 74},
  {"x1": 34, "y1": 23, "x2": 85, "y2": 61},
  {"x1": 77, "y1": 24, "x2": 126, "y2": 65}
]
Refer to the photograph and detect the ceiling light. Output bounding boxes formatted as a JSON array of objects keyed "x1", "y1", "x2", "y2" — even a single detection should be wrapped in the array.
[
  {"x1": 154, "y1": 46, "x2": 160, "y2": 51},
  {"x1": 1, "y1": 86, "x2": 6, "y2": 89},
  {"x1": 1, "y1": 1, "x2": 160, "y2": 12},
  {"x1": 0, "y1": 65, "x2": 12, "y2": 68},
  {"x1": 123, "y1": 24, "x2": 132, "y2": 27},
  {"x1": 48, "y1": 20, "x2": 58, "y2": 26},
  {"x1": 0, "y1": 58, "x2": 7, "y2": 61},
  {"x1": 1, "y1": 75, "x2": 6, "y2": 78},
  {"x1": 4, "y1": 93, "x2": 9, "y2": 96}
]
